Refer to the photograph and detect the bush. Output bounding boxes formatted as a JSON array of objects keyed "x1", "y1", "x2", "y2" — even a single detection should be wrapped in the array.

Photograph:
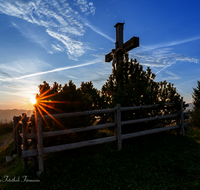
[{"x1": 0, "y1": 120, "x2": 13, "y2": 135}]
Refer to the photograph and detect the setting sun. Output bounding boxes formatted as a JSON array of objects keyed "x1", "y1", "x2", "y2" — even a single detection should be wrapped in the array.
[{"x1": 30, "y1": 96, "x2": 37, "y2": 105}]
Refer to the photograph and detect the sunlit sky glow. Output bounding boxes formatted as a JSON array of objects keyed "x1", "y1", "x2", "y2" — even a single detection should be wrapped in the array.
[{"x1": 0, "y1": 0, "x2": 200, "y2": 109}]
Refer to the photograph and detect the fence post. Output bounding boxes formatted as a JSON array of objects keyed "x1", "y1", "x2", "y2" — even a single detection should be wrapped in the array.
[
  {"x1": 176, "y1": 115, "x2": 180, "y2": 135},
  {"x1": 116, "y1": 104, "x2": 122, "y2": 150},
  {"x1": 176, "y1": 101, "x2": 181, "y2": 135},
  {"x1": 37, "y1": 115, "x2": 44, "y2": 173},
  {"x1": 15, "y1": 117, "x2": 21, "y2": 156},
  {"x1": 180, "y1": 98, "x2": 185, "y2": 136},
  {"x1": 31, "y1": 117, "x2": 38, "y2": 169},
  {"x1": 13, "y1": 116, "x2": 17, "y2": 151},
  {"x1": 22, "y1": 120, "x2": 28, "y2": 170}
]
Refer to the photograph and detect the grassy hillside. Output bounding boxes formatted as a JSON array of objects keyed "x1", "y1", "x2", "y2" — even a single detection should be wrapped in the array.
[{"x1": 0, "y1": 129, "x2": 200, "y2": 190}]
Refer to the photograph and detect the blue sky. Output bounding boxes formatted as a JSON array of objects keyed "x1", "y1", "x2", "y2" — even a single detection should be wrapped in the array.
[{"x1": 0, "y1": 0, "x2": 200, "y2": 110}]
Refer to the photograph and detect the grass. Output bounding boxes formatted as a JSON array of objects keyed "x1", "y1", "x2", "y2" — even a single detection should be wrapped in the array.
[
  {"x1": 0, "y1": 119, "x2": 200, "y2": 190},
  {"x1": 0, "y1": 130, "x2": 200, "y2": 190},
  {"x1": 0, "y1": 120, "x2": 13, "y2": 136}
]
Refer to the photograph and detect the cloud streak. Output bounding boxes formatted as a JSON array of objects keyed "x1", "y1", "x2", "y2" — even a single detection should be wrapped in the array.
[
  {"x1": 143, "y1": 35, "x2": 200, "y2": 50},
  {"x1": 13, "y1": 58, "x2": 102, "y2": 80}
]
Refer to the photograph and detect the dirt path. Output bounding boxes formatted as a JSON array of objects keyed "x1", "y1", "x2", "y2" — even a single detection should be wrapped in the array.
[{"x1": 0, "y1": 132, "x2": 14, "y2": 150}]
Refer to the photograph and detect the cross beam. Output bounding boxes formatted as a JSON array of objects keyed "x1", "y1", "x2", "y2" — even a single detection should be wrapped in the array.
[{"x1": 105, "y1": 23, "x2": 139, "y2": 69}]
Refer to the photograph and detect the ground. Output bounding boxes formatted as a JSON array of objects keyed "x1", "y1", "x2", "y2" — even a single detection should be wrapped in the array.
[{"x1": 0, "y1": 132, "x2": 13, "y2": 151}]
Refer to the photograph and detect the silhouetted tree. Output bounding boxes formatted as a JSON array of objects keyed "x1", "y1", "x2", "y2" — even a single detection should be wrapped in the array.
[
  {"x1": 35, "y1": 80, "x2": 104, "y2": 145},
  {"x1": 188, "y1": 81, "x2": 200, "y2": 129},
  {"x1": 101, "y1": 53, "x2": 181, "y2": 133}
]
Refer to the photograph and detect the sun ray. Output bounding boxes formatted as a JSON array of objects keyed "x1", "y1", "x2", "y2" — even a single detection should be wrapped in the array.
[
  {"x1": 38, "y1": 100, "x2": 80, "y2": 104},
  {"x1": 35, "y1": 109, "x2": 38, "y2": 134},
  {"x1": 39, "y1": 88, "x2": 52, "y2": 99},
  {"x1": 39, "y1": 84, "x2": 45, "y2": 95},
  {"x1": 39, "y1": 102, "x2": 64, "y2": 113},
  {"x1": 37, "y1": 104, "x2": 66, "y2": 130},
  {"x1": 38, "y1": 92, "x2": 60, "y2": 100},
  {"x1": 26, "y1": 116, "x2": 31, "y2": 129},
  {"x1": 14, "y1": 113, "x2": 27, "y2": 132},
  {"x1": 36, "y1": 105, "x2": 51, "y2": 131}
]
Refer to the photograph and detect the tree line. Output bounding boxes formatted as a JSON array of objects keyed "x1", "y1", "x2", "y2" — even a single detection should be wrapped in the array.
[{"x1": 33, "y1": 53, "x2": 199, "y2": 144}]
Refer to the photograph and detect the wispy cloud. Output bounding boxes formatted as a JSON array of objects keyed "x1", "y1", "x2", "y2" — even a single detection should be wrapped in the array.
[
  {"x1": 176, "y1": 77, "x2": 200, "y2": 87},
  {"x1": 130, "y1": 47, "x2": 198, "y2": 74},
  {"x1": 0, "y1": 58, "x2": 102, "y2": 81},
  {"x1": 84, "y1": 22, "x2": 115, "y2": 42},
  {"x1": 162, "y1": 71, "x2": 181, "y2": 80},
  {"x1": 155, "y1": 60, "x2": 177, "y2": 74},
  {"x1": 0, "y1": 0, "x2": 113, "y2": 60},
  {"x1": 143, "y1": 36, "x2": 200, "y2": 50},
  {"x1": 74, "y1": 0, "x2": 96, "y2": 15},
  {"x1": 46, "y1": 29, "x2": 85, "y2": 60}
]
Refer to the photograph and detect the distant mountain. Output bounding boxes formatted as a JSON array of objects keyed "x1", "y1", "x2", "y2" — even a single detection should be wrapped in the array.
[
  {"x1": 0, "y1": 109, "x2": 34, "y2": 122},
  {"x1": 185, "y1": 103, "x2": 194, "y2": 112}
]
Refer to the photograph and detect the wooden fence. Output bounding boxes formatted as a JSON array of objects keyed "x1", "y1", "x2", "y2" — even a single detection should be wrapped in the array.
[{"x1": 13, "y1": 99, "x2": 189, "y2": 174}]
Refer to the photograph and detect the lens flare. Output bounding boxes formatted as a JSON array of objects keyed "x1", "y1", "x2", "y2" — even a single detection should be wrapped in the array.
[{"x1": 30, "y1": 96, "x2": 37, "y2": 105}]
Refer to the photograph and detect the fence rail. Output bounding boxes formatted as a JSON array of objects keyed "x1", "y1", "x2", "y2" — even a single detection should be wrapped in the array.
[{"x1": 13, "y1": 99, "x2": 189, "y2": 174}]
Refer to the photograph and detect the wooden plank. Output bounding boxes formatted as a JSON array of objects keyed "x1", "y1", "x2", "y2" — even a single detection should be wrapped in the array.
[
  {"x1": 22, "y1": 136, "x2": 117, "y2": 158},
  {"x1": 37, "y1": 116, "x2": 44, "y2": 173},
  {"x1": 27, "y1": 122, "x2": 116, "y2": 139},
  {"x1": 123, "y1": 37, "x2": 139, "y2": 52},
  {"x1": 43, "y1": 108, "x2": 116, "y2": 120},
  {"x1": 121, "y1": 113, "x2": 179, "y2": 126},
  {"x1": 122, "y1": 125, "x2": 180, "y2": 140},
  {"x1": 13, "y1": 117, "x2": 17, "y2": 151},
  {"x1": 22, "y1": 149, "x2": 38, "y2": 158},
  {"x1": 31, "y1": 123, "x2": 37, "y2": 169},
  {"x1": 121, "y1": 102, "x2": 176, "y2": 111},
  {"x1": 105, "y1": 52, "x2": 113, "y2": 62},
  {"x1": 25, "y1": 102, "x2": 178, "y2": 122},
  {"x1": 22, "y1": 121, "x2": 28, "y2": 170},
  {"x1": 114, "y1": 106, "x2": 117, "y2": 137},
  {"x1": 116, "y1": 104, "x2": 122, "y2": 150},
  {"x1": 15, "y1": 118, "x2": 21, "y2": 156},
  {"x1": 43, "y1": 136, "x2": 117, "y2": 154},
  {"x1": 24, "y1": 108, "x2": 116, "y2": 122}
]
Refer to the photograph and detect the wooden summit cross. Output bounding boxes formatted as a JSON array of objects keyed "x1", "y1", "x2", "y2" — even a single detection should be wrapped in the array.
[{"x1": 105, "y1": 23, "x2": 139, "y2": 70}]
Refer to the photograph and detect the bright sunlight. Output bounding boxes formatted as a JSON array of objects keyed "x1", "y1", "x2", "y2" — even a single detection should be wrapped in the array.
[{"x1": 29, "y1": 96, "x2": 37, "y2": 105}]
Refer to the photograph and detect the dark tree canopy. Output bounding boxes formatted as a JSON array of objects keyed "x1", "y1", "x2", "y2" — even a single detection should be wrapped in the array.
[
  {"x1": 101, "y1": 53, "x2": 181, "y2": 132},
  {"x1": 35, "y1": 53, "x2": 183, "y2": 136},
  {"x1": 192, "y1": 81, "x2": 200, "y2": 108},
  {"x1": 188, "y1": 80, "x2": 200, "y2": 129}
]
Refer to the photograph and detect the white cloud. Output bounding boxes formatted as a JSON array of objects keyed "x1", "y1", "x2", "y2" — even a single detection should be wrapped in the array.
[
  {"x1": 143, "y1": 36, "x2": 200, "y2": 51},
  {"x1": 130, "y1": 47, "x2": 198, "y2": 71},
  {"x1": 0, "y1": 0, "x2": 115, "y2": 60},
  {"x1": 0, "y1": 58, "x2": 102, "y2": 82},
  {"x1": 47, "y1": 29, "x2": 85, "y2": 60},
  {"x1": 51, "y1": 44, "x2": 64, "y2": 52},
  {"x1": 0, "y1": 0, "x2": 89, "y2": 59},
  {"x1": 162, "y1": 71, "x2": 181, "y2": 80},
  {"x1": 74, "y1": 0, "x2": 95, "y2": 15}
]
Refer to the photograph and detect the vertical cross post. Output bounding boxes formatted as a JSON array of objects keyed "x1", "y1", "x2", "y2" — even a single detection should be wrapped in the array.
[
  {"x1": 114, "y1": 23, "x2": 124, "y2": 69},
  {"x1": 105, "y1": 23, "x2": 139, "y2": 71}
]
